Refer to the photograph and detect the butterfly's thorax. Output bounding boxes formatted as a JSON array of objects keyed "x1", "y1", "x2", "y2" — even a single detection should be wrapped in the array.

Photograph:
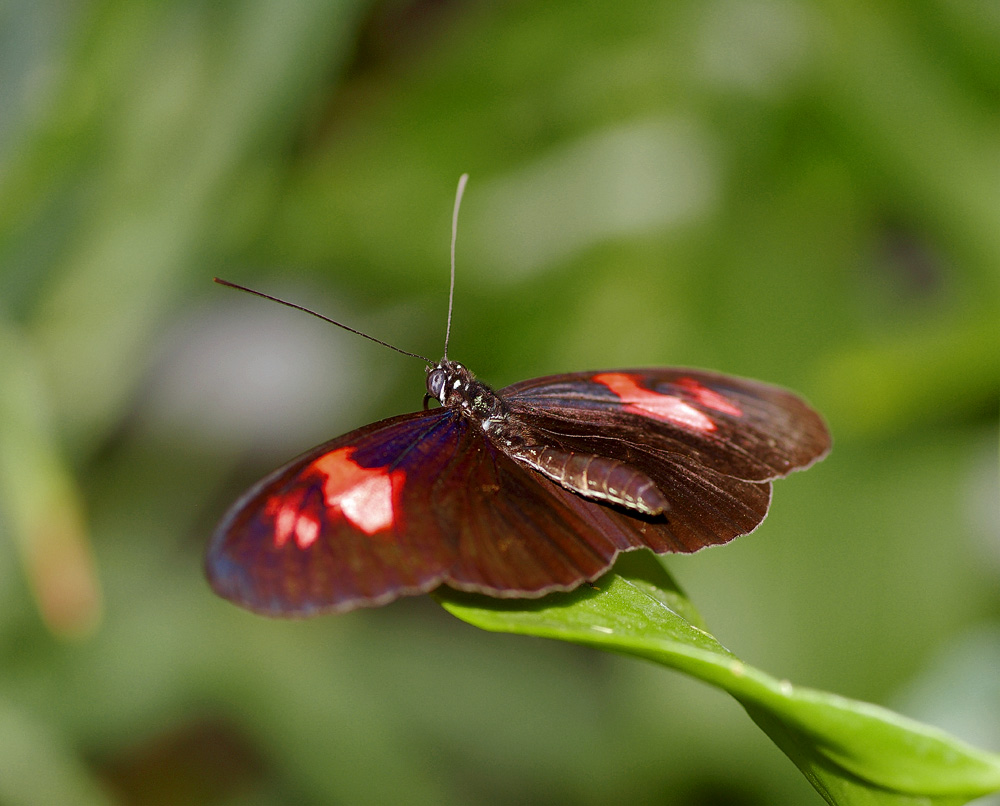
[
  {"x1": 427, "y1": 360, "x2": 510, "y2": 428},
  {"x1": 426, "y1": 360, "x2": 669, "y2": 516}
]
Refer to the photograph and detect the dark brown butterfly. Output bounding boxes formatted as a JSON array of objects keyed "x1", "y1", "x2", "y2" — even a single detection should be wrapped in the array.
[{"x1": 206, "y1": 177, "x2": 830, "y2": 616}]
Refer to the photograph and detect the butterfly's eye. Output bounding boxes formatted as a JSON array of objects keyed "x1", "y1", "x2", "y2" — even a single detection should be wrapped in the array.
[{"x1": 426, "y1": 368, "x2": 448, "y2": 402}]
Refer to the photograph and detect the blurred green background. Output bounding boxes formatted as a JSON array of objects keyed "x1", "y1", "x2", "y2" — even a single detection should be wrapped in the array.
[{"x1": 1, "y1": 1, "x2": 998, "y2": 804}]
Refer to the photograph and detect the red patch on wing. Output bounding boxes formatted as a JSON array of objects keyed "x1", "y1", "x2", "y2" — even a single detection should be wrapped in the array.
[
  {"x1": 266, "y1": 488, "x2": 321, "y2": 549},
  {"x1": 313, "y1": 448, "x2": 403, "y2": 536},
  {"x1": 265, "y1": 448, "x2": 404, "y2": 549},
  {"x1": 593, "y1": 372, "x2": 716, "y2": 432},
  {"x1": 677, "y1": 377, "x2": 743, "y2": 417}
]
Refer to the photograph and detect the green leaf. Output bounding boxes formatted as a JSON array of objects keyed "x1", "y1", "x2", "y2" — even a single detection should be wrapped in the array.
[{"x1": 436, "y1": 553, "x2": 1000, "y2": 806}]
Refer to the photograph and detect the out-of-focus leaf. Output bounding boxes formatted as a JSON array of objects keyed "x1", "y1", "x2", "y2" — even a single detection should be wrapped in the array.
[
  {"x1": 18, "y1": 0, "x2": 367, "y2": 451},
  {"x1": 0, "y1": 321, "x2": 100, "y2": 637},
  {"x1": 817, "y1": 312, "x2": 1000, "y2": 437},
  {"x1": 0, "y1": 698, "x2": 112, "y2": 806}
]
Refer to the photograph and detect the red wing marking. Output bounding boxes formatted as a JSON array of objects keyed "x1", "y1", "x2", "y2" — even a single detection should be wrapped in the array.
[
  {"x1": 265, "y1": 447, "x2": 404, "y2": 549},
  {"x1": 268, "y1": 489, "x2": 321, "y2": 549},
  {"x1": 592, "y1": 372, "x2": 716, "y2": 432},
  {"x1": 313, "y1": 448, "x2": 403, "y2": 537},
  {"x1": 677, "y1": 377, "x2": 743, "y2": 417}
]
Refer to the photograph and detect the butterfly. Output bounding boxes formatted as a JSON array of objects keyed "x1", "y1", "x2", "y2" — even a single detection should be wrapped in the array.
[{"x1": 206, "y1": 177, "x2": 831, "y2": 617}]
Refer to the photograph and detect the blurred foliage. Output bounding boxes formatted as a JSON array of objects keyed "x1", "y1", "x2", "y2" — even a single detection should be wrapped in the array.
[{"x1": 0, "y1": 0, "x2": 997, "y2": 804}]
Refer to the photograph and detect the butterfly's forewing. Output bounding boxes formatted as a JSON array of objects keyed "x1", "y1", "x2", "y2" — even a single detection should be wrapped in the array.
[
  {"x1": 501, "y1": 368, "x2": 829, "y2": 551},
  {"x1": 503, "y1": 368, "x2": 830, "y2": 482},
  {"x1": 208, "y1": 401, "x2": 697, "y2": 616},
  {"x1": 207, "y1": 410, "x2": 460, "y2": 616}
]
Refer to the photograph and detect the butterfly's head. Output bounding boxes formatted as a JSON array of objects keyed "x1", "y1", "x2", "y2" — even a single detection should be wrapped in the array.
[
  {"x1": 425, "y1": 359, "x2": 503, "y2": 417},
  {"x1": 427, "y1": 359, "x2": 467, "y2": 406}
]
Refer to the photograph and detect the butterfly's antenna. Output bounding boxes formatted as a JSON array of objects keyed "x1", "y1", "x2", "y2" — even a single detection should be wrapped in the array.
[
  {"x1": 214, "y1": 278, "x2": 432, "y2": 364},
  {"x1": 443, "y1": 173, "x2": 468, "y2": 360}
]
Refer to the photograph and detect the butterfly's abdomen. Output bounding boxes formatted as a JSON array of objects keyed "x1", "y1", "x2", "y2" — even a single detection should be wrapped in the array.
[{"x1": 511, "y1": 444, "x2": 669, "y2": 516}]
